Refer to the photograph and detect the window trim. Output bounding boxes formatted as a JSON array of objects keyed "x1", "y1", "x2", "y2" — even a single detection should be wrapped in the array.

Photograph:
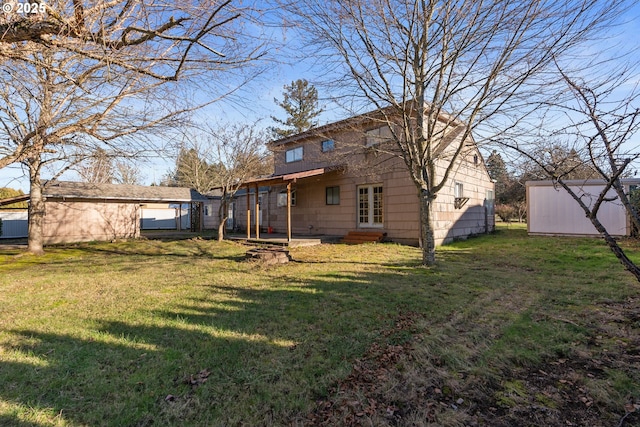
[
  {"x1": 321, "y1": 139, "x2": 335, "y2": 152},
  {"x1": 365, "y1": 126, "x2": 392, "y2": 147},
  {"x1": 454, "y1": 181, "x2": 464, "y2": 198},
  {"x1": 454, "y1": 182, "x2": 469, "y2": 209},
  {"x1": 326, "y1": 186, "x2": 340, "y2": 205},
  {"x1": 277, "y1": 189, "x2": 296, "y2": 207},
  {"x1": 285, "y1": 146, "x2": 303, "y2": 163},
  {"x1": 357, "y1": 184, "x2": 384, "y2": 228}
]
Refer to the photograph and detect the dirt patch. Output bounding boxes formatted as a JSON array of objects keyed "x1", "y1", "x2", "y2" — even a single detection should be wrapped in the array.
[{"x1": 299, "y1": 300, "x2": 640, "y2": 427}]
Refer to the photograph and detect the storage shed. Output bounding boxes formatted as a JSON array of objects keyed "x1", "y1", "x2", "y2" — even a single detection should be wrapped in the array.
[
  {"x1": 526, "y1": 179, "x2": 638, "y2": 237},
  {"x1": 41, "y1": 181, "x2": 208, "y2": 244}
]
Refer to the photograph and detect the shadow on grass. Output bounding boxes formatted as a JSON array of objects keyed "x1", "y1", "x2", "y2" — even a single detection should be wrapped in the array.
[
  {"x1": 0, "y1": 262, "x2": 456, "y2": 426},
  {"x1": 2, "y1": 233, "x2": 636, "y2": 426},
  {"x1": 0, "y1": 415, "x2": 43, "y2": 427}
]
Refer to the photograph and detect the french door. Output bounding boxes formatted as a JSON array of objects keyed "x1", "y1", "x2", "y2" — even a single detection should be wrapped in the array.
[{"x1": 358, "y1": 184, "x2": 383, "y2": 228}]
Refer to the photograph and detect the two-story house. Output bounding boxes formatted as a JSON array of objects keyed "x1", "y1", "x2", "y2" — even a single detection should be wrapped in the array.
[{"x1": 229, "y1": 105, "x2": 495, "y2": 246}]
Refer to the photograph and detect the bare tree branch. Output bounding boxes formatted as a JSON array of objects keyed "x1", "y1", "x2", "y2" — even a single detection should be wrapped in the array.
[{"x1": 284, "y1": 0, "x2": 625, "y2": 265}]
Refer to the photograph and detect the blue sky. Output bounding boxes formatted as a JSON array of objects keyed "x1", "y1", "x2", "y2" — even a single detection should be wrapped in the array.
[{"x1": 2, "y1": 1, "x2": 640, "y2": 193}]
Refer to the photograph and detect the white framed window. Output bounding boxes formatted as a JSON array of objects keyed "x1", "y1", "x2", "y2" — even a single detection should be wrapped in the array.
[
  {"x1": 454, "y1": 182, "x2": 464, "y2": 198},
  {"x1": 321, "y1": 139, "x2": 335, "y2": 152},
  {"x1": 285, "y1": 146, "x2": 303, "y2": 163},
  {"x1": 365, "y1": 126, "x2": 392, "y2": 147},
  {"x1": 277, "y1": 189, "x2": 296, "y2": 207},
  {"x1": 358, "y1": 184, "x2": 383, "y2": 227}
]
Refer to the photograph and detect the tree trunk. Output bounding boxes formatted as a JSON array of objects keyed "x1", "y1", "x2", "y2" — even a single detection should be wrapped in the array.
[
  {"x1": 217, "y1": 217, "x2": 227, "y2": 242},
  {"x1": 217, "y1": 196, "x2": 227, "y2": 242},
  {"x1": 27, "y1": 162, "x2": 45, "y2": 255},
  {"x1": 419, "y1": 189, "x2": 436, "y2": 266},
  {"x1": 588, "y1": 213, "x2": 640, "y2": 282},
  {"x1": 601, "y1": 232, "x2": 640, "y2": 282}
]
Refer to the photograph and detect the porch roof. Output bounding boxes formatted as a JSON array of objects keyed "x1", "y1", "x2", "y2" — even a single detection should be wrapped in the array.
[
  {"x1": 0, "y1": 194, "x2": 29, "y2": 207},
  {"x1": 239, "y1": 167, "x2": 338, "y2": 243},
  {"x1": 240, "y1": 167, "x2": 329, "y2": 188}
]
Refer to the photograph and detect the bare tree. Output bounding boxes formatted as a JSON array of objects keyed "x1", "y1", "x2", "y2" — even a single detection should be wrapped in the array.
[
  {"x1": 501, "y1": 61, "x2": 640, "y2": 281},
  {"x1": 284, "y1": 0, "x2": 626, "y2": 265},
  {"x1": 113, "y1": 160, "x2": 142, "y2": 185},
  {"x1": 76, "y1": 148, "x2": 114, "y2": 184},
  {"x1": 0, "y1": 0, "x2": 257, "y2": 81},
  {"x1": 176, "y1": 123, "x2": 271, "y2": 240},
  {"x1": 213, "y1": 125, "x2": 272, "y2": 241},
  {"x1": 76, "y1": 148, "x2": 143, "y2": 184},
  {"x1": 0, "y1": 1, "x2": 266, "y2": 253}
]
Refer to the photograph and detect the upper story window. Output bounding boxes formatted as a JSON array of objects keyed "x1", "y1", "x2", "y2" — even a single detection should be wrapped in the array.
[
  {"x1": 321, "y1": 139, "x2": 335, "y2": 152},
  {"x1": 365, "y1": 125, "x2": 392, "y2": 147},
  {"x1": 285, "y1": 146, "x2": 303, "y2": 163}
]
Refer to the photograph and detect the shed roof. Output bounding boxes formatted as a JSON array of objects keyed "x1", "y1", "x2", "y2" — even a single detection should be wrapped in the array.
[
  {"x1": 525, "y1": 178, "x2": 640, "y2": 187},
  {"x1": 43, "y1": 181, "x2": 208, "y2": 203}
]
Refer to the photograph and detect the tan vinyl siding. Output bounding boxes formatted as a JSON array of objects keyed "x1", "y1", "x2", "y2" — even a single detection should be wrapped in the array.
[
  {"x1": 258, "y1": 109, "x2": 495, "y2": 245},
  {"x1": 43, "y1": 200, "x2": 140, "y2": 244}
]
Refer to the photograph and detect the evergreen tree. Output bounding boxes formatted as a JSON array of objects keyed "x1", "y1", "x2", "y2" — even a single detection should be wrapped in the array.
[
  {"x1": 172, "y1": 146, "x2": 224, "y2": 193},
  {"x1": 486, "y1": 150, "x2": 512, "y2": 204},
  {"x1": 271, "y1": 79, "x2": 323, "y2": 138}
]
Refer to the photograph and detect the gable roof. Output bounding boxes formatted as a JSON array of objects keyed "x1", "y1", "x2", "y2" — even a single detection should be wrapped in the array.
[
  {"x1": 43, "y1": 181, "x2": 208, "y2": 203},
  {"x1": 268, "y1": 101, "x2": 460, "y2": 148}
]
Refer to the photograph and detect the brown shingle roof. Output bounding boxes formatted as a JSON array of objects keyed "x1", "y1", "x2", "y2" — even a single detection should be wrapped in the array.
[{"x1": 43, "y1": 181, "x2": 208, "y2": 203}]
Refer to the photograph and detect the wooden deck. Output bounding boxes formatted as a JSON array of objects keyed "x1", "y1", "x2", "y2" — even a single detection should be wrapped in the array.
[{"x1": 227, "y1": 233, "x2": 341, "y2": 248}]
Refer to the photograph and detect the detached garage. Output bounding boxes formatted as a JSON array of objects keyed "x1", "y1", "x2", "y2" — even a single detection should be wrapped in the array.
[
  {"x1": 41, "y1": 181, "x2": 208, "y2": 244},
  {"x1": 526, "y1": 179, "x2": 638, "y2": 237}
]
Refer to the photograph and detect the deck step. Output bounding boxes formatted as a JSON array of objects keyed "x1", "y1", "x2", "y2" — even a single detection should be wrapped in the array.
[{"x1": 341, "y1": 231, "x2": 386, "y2": 244}]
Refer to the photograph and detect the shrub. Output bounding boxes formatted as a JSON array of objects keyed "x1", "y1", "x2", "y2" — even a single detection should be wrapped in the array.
[{"x1": 496, "y1": 204, "x2": 517, "y2": 222}]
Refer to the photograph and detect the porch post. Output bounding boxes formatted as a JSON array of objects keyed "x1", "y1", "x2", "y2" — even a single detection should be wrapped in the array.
[
  {"x1": 287, "y1": 182, "x2": 292, "y2": 242},
  {"x1": 246, "y1": 188, "x2": 250, "y2": 239},
  {"x1": 255, "y1": 184, "x2": 260, "y2": 240}
]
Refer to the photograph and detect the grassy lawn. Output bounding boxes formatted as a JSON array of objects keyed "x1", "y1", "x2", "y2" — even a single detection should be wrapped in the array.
[{"x1": 1, "y1": 227, "x2": 639, "y2": 426}]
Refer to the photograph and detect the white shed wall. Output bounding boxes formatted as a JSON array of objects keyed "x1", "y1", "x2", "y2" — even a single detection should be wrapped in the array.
[
  {"x1": 141, "y1": 208, "x2": 181, "y2": 230},
  {"x1": 527, "y1": 182, "x2": 629, "y2": 237}
]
